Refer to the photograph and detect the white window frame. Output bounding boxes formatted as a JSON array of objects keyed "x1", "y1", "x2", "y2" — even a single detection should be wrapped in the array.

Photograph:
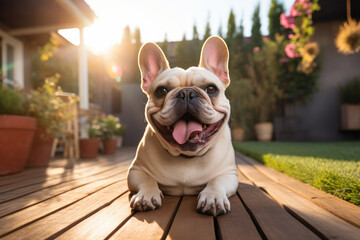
[{"x1": 0, "y1": 29, "x2": 24, "y2": 88}]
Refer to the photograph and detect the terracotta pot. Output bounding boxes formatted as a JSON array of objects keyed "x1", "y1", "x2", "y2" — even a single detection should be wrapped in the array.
[
  {"x1": 255, "y1": 122, "x2": 273, "y2": 142},
  {"x1": 27, "y1": 127, "x2": 54, "y2": 167},
  {"x1": 0, "y1": 115, "x2": 37, "y2": 175},
  {"x1": 79, "y1": 138, "x2": 100, "y2": 158},
  {"x1": 340, "y1": 104, "x2": 360, "y2": 130},
  {"x1": 102, "y1": 138, "x2": 117, "y2": 155},
  {"x1": 231, "y1": 127, "x2": 244, "y2": 141}
]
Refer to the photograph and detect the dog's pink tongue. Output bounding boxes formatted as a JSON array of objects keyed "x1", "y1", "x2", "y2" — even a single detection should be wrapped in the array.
[{"x1": 172, "y1": 120, "x2": 202, "y2": 145}]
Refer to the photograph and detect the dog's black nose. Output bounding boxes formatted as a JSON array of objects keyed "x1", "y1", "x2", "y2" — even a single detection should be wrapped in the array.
[{"x1": 176, "y1": 88, "x2": 199, "y2": 102}]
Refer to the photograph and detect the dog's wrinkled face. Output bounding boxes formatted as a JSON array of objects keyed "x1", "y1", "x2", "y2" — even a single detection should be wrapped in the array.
[{"x1": 139, "y1": 37, "x2": 231, "y2": 156}]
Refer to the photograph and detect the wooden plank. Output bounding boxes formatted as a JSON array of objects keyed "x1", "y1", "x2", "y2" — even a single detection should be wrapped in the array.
[
  {"x1": 0, "y1": 149, "x2": 134, "y2": 193},
  {"x1": 0, "y1": 160, "x2": 131, "y2": 203},
  {"x1": 0, "y1": 147, "x2": 135, "y2": 187},
  {"x1": 237, "y1": 171, "x2": 319, "y2": 240},
  {"x1": 0, "y1": 173, "x2": 127, "y2": 236},
  {"x1": 0, "y1": 163, "x2": 130, "y2": 217},
  {"x1": 57, "y1": 194, "x2": 133, "y2": 240},
  {"x1": 237, "y1": 152, "x2": 360, "y2": 228},
  {"x1": 166, "y1": 196, "x2": 215, "y2": 240},
  {"x1": 216, "y1": 194, "x2": 262, "y2": 240},
  {"x1": 1, "y1": 181, "x2": 129, "y2": 239},
  {"x1": 109, "y1": 196, "x2": 181, "y2": 240},
  {"x1": 236, "y1": 156, "x2": 360, "y2": 240}
]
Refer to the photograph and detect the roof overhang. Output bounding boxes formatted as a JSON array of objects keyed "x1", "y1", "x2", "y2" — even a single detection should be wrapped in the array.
[{"x1": 0, "y1": 0, "x2": 96, "y2": 36}]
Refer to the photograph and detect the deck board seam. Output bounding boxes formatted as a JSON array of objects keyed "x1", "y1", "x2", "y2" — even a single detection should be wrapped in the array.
[
  {"x1": 235, "y1": 191, "x2": 267, "y2": 240},
  {"x1": 160, "y1": 196, "x2": 183, "y2": 240}
]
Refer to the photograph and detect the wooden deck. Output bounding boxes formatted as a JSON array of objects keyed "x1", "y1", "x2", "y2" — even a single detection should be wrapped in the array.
[{"x1": 0, "y1": 147, "x2": 359, "y2": 240}]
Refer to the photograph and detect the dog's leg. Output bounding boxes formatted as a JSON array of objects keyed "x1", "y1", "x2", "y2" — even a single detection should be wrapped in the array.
[
  {"x1": 196, "y1": 172, "x2": 238, "y2": 216},
  {"x1": 127, "y1": 169, "x2": 163, "y2": 211}
]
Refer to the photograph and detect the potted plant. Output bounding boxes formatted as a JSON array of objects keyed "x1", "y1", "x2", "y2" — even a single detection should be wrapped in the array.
[
  {"x1": 97, "y1": 115, "x2": 125, "y2": 155},
  {"x1": 247, "y1": 39, "x2": 283, "y2": 141},
  {"x1": 340, "y1": 77, "x2": 360, "y2": 130},
  {"x1": 0, "y1": 86, "x2": 37, "y2": 175},
  {"x1": 26, "y1": 75, "x2": 72, "y2": 167},
  {"x1": 79, "y1": 123, "x2": 101, "y2": 158},
  {"x1": 227, "y1": 79, "x2": 255, "y2": 141}
]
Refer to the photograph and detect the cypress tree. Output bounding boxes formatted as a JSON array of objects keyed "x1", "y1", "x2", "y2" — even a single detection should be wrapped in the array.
[
  {"x1": 268, "y1": 0, "x2": 284, "y2": 40},
  {"x1": 251, "y1": 4, "x2": 263, "y2": 48},
  {"x1": 203, "y1": 21, "x2": 211, "y2": 41},
  {"x1": 226, "y1": 9, "x2": 236, "y2": 41},
  {"x1": 217, "y1": 25, "x2": 223, "y2": 38}
]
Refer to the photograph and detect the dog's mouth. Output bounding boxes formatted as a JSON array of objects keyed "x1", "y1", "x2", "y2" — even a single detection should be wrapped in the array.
[{"x1": 152, "y1": 113, "x2": 224, "y2": 147}]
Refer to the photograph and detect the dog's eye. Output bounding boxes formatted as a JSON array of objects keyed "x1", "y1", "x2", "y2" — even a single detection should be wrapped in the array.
[
  {"x1": 155, "y1": 86, "x2": 168, "y2": 98},
  {"x1": 205, "y1": 85, "x2": 218, "y2": 95}
]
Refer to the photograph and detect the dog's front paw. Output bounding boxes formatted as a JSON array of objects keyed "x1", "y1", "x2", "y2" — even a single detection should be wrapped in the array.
[
  {"x1": 196, "y1": 189, "x2": 230, "y2": 216},
  {"x1": 130, "y1": 188, "x2": 164, "y2": 211}
]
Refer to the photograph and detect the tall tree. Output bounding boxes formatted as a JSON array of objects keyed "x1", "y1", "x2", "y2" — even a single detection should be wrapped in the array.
[
  {"x1": 268, "y1": 0, "x2": 284, "y2": 40},
  {"x1": 174, "y1": 34, "x2": 188, "y2": 68},
  {"x1": 193, "y1": 25, "x2": 199, "y2": 40},
  {"x1": 226, "y1": 9, "x2": 236, "y2": 41},
  {"x1": 159, "y1": 34, "x2": 169, "y2": 57},
  {"x1": 217, "y1": 25, "x2": 223, "y2": 38},
  {"x1": 121, "y1": 26, "x2": 132, "y2": 46},
  {"x1": 251, "y1": 4, "x2": 263, "y2": 48},
  {"x1": 133, "y1": 27, "x2": 141, "y2": 48},
  {"x1": 203, "y1": 21, "x2": 211, "y2": 41}
]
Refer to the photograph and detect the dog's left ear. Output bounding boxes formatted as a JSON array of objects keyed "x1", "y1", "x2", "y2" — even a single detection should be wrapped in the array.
[{"x1": 199, "y1": 36, "x2": 230, "y2": 87}]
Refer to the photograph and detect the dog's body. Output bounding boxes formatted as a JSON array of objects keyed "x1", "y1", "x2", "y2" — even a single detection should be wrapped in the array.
[{"x1": 127, "y1": 36, "x2": 238, "y2": 216}]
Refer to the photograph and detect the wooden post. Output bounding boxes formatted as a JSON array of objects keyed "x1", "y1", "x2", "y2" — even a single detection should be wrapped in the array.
[{"x1": 78, "y1": 27, "x2": 88, "y2": 138}]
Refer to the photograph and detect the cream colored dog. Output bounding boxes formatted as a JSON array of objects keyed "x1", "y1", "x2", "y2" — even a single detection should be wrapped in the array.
[{"x1": 127, "y1": 36, "x2": 238, "y2": 216}]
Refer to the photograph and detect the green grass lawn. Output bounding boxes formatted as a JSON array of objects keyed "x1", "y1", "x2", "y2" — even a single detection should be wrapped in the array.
[{"x1": 233, "y1": 141, "x2": 360, "y2": 206}]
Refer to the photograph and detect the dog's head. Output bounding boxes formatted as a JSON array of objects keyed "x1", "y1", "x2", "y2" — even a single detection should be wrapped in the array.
[{"x1": 139, "y1": 36, "x2": 231, "y2": 157}]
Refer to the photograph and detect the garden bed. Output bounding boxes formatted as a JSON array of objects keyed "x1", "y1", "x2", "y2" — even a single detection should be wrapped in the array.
[{"x1": 233, "y1": 141, "x2": 360, "y2": 206}]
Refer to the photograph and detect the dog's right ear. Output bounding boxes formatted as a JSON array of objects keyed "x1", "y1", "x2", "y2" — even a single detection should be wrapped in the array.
[{"x1": 138, "y1": 43, "x2": 169, "y2": 92}]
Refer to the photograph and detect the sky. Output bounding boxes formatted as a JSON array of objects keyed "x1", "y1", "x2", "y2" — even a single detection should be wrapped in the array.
[{"x1": 59, "y1": 0, "x2": 295, "y2": 54}]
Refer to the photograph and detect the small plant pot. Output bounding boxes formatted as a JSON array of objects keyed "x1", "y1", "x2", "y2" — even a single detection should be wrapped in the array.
[
  {"x1": 27, "y1": 127, "x2": 55, "y2": 167},
  {"x1": 340, "y1": 104, "x2": 360, "y2": 130},
  {"x1": 231, "y1": 127, "x2": 244, "y2": 141},
  {"x1": 116, "y1": 136, "x2": 123, "y2": 148},
  {"x1": 79, "y1": 138, "x2": 100, "y2": 158},
  {"x1": 102, "y1": 138, "x2": 118, "y2": 155},
  {"x1": 255, "y1": 122, "x2": 273, "y2": 142},
  {"x1": 0, "y1": 115, "x2": 37, "y2": 175}
]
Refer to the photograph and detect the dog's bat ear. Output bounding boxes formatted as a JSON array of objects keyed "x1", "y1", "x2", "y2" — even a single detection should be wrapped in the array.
[
  {"x1": 138, "y1": 42, "x2": 169, "y2": 92},
  {"x1": 199, "y1": 36, "x2": 230, "y2": 87}
]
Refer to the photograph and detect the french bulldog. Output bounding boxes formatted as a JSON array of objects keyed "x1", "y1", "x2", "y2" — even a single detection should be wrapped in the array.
[{"x1": 127, "y1": 36, "x2": 238, "y2": 216}]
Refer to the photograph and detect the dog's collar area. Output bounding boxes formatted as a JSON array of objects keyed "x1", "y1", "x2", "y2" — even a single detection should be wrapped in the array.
[{"x1": 179, "y1": 151, "x2": 208, "y2": 159}]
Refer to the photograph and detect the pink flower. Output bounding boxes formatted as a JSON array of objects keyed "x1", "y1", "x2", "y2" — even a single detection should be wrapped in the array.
[
  {"x1": 253, "y1": 46, "x2": 260, "y2": 52},
  {"x1": 288, "y1": 34, "x2": 294, "y2": 39},
  {"x1": 280, "y1": 13, "x2": 296, "y2": 29},
  {"x1": 280, "y1": 57, "x2": 289, "y2": 63},
  {"x1": 303, "y1": 2, "x2": 312, "y2": 9},
  {"x1": 290, "y1": 5, "x2": 300, "y2": 17},
  {"x1": 284, "y1": 44, "x2": 300, "y2": 58}
]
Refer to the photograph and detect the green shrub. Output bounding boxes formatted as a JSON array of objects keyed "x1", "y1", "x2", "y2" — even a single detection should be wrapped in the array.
[
  {"x1": 27, "y1": 75, "x2": 74, "y2": 135},
  {"x1": 341, "y1": 77, "x2": 360, "y2": 104},
  {"x1": 94, "y1": 115, "x2": 126, "y2": 139},
  {"x1": 0, "y1": 86, "x2": 25, "y2": 115}
]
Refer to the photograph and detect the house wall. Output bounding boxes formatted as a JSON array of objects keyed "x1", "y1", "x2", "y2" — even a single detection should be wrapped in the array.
[
  {"x1": 293, "y1": 21, "x2": 360, "y2": 141},
  {"x1": 119, "y1": 83, "x2": 147, "y2": 146}
]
